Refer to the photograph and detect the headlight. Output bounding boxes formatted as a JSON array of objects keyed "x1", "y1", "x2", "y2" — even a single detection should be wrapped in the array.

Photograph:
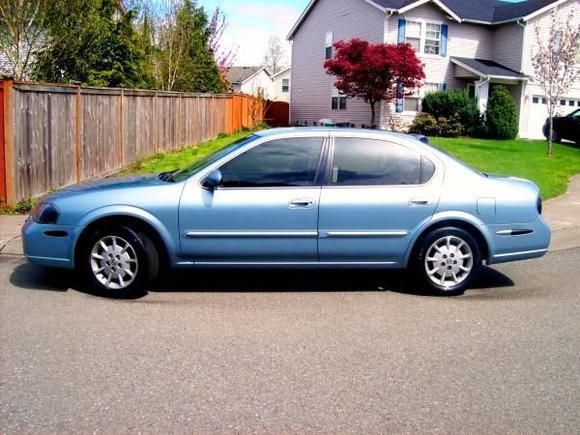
[{"x1": 31, "y1": 203, "x2": 60, "y2": 224}]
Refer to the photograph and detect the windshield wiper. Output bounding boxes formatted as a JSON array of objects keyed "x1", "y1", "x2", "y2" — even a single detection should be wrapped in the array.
[{"x1": 158, "y1": 170, "x2": 178, "y2": 182}]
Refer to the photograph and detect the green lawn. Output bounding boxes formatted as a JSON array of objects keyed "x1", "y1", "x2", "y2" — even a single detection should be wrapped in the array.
[
  {"x1": 430, "y1": 137, "x2": 580, "y2": 199},
  {"x1": 123, "y1": 131, "x2": 580, "y2": 201},
  {"x1": 121, "y1": 129, "x2": 255, "y2": 175}
]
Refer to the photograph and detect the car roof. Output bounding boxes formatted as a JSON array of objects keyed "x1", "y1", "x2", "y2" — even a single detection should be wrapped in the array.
[{"x1": 255, "y1": 127, "x2": 413, "y2": 140}]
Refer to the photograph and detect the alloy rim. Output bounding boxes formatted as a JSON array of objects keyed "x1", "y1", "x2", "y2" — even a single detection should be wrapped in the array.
[
  {"x1": 90, "y1": 236, "x2": 138, "y2": 290},
  {"x1": 424, "y1": 235, "x2": 473, "y2": 288}
]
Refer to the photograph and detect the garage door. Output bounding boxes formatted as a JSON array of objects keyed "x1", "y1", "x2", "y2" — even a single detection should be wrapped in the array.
[{"x1": 528, "y1": 96, "x2": 580, "y2": 139}]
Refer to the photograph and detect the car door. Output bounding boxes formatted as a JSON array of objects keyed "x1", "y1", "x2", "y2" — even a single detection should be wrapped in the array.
[
  {"x1": 179, "y1": 135, "x2": 326, "y2": 263},
  {"x1": 318, "y1": 136, "x2": 443, "y2": 263}
]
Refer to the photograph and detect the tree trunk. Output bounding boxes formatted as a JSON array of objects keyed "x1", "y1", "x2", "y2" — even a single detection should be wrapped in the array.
[
  {"x1": 548, "y1": 115, "x2": 554, "y2": 157},
  {"x1": 370, "y1": 102, "x2": 376, "y2": 129}
]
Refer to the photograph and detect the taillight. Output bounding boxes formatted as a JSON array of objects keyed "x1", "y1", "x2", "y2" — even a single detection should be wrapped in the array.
[{"x1": 537, "y1": 196, "x2": 543, "y2": 215}]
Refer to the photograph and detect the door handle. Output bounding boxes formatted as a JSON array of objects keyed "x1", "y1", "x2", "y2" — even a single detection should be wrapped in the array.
[
  {"x1": 409, "y1": 197, "x2": 433, "y2": 206},
  {"x1": 289, "y1": 198, "x2": 316, "y2": 208}
]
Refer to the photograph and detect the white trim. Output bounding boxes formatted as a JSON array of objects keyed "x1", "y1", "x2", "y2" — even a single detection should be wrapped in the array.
[
  {"x1": 399, "y1": 0, "x2": 462, "y2": 22},
  {"x1": 271, "y1": 66, "x2": 291, "y2": 79},
  {"x1": 523, "y1": 0, "x2": 571, "y2": 22},
  {"x1": 238, "y1": 67, "x2": 272, "y2": 86},
  {"x1": 324, "y1": 231, "x2": 409, "y2": 238},
  {"x1": 492, "y1": 248, "x2": 548, "y2": 259}
]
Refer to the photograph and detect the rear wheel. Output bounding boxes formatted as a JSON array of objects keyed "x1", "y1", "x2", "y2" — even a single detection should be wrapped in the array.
[
  {"x1": 80, "y1": 225, "x2": 159, "y2": 298},
  {"x1": 414, "y1": 227, "x2": 482, "y2": 296}
]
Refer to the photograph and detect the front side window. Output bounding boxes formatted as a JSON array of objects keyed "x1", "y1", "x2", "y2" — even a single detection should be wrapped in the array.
[
  {"x1": 282, "y1": 78, "x2": 290, "y2": 92},
  {"x1": 218, "y1": 138, "x2": 324, "y2": 188},
  {"x1": 330, "y1": 138, "x2": 435, "y2": 186}
]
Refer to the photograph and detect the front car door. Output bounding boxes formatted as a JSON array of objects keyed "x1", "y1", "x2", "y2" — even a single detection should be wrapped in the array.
[
  {"x1": 179, "y1": 134, "x2": 326, "y2": 264},
  {"x1": 318, "y1": 135, "x2": 443, "y2": 264}
]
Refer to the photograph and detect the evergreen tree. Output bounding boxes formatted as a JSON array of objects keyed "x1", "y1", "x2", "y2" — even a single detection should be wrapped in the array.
[
  {"x1": 32, "y1": 0, "x2": 153, "y2": 88},
  {"x1": 486, "y1": 85, "x2": 518, "y2": 140}
]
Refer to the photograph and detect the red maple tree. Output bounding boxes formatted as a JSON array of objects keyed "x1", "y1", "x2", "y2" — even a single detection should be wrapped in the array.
[{"x1": 324, "y1": 38, "x2": 425, "y2": 128}]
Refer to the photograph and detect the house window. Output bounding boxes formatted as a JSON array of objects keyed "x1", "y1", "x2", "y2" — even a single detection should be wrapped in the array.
[
  {"x1": 282, "y1": 79, "x2": 290, "y2": 93},
  {"x1": 424, "y1": 23, "x2": 441, "y2": 55},
  {"x1": 331, "y1": 87, "x2": 347, "y2": 110},
  {"x1": 533, "y1": 96, "x2": 540, "y2": 104},
  {"x1": 569, "y1": 100, "x2": 575, "y2": 106},
  {"x1": 406, "y1": 21, "x2": 422, "y2": 51},
  {"x1": 404, "y1": 82, "x2": 439, "y2": 112},
  {"x1": 325, "y1": 31, "x2": 333, "y2": 59},
  {"x1": 560, "y1": 99, "x2": 566, "y2": 105}
]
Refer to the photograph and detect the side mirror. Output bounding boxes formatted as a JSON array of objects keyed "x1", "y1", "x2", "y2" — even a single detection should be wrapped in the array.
[{"x1": 203, "y1": 170, "x2": 223, "y2": 189}]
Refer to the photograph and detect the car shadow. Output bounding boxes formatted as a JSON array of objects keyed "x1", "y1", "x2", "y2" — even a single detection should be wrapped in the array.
[{"x1": 10, "y1": 262, "x2": 514, "y2": 299}]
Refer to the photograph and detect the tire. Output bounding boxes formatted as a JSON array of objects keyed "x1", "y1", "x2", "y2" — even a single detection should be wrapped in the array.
[
  {"x1": 79, "y1": 225, "x2": 159, "y2": 298},
  {"x1": 413, "y1": 227, "x2": 482, "y2": 296}
]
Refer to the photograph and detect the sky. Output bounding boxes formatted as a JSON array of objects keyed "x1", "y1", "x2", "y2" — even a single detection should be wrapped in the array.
[
  {"x1": 199, "y1": 0, "x2": 525, "y2": 67},
  {"x1": 200, "y1": 0, "x2": 310, "y2": 67}
]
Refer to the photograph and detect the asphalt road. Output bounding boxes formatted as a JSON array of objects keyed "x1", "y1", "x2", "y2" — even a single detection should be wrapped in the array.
[{"x1": 1, "y1": 249, "x2": 579, "y2": 433}]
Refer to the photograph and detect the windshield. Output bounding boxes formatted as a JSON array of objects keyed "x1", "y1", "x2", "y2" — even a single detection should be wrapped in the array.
[{"x1": 171, "y1": 135, "x2": 257, "y2": 182}]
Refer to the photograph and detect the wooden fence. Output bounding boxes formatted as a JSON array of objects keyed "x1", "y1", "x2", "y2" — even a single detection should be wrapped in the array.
[{"x1": 0, "y1": 78, "x2": 264, "y2": 205}]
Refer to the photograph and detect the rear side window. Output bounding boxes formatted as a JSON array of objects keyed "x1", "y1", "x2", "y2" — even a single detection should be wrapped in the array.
[
  {"x1": 219, "y1": 137, "x2": 324, "y2": 187},
  {"x1": 330, "y1": 138, "x2": 435, "y2": 186}
]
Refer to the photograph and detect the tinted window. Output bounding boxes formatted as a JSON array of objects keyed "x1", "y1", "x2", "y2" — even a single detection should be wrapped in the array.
[
  {"x1": 331, "y1": 138, "x2": 434, "y2": 186},
  {"x1": 219, "y1": 138, "x2": 324, "y2": 188}
]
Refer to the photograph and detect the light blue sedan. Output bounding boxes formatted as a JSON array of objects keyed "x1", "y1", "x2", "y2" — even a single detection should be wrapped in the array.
[{"x1": 22, "y1": 128, "x2": 551, "y2": 297}]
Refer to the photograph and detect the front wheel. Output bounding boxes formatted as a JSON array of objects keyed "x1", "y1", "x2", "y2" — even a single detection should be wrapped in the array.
[
  {"x1": 80, "y1": 225, "x2": 159, "y2": 298},
  {"x1": 414, "y1": 227, "x2": 482, "y2": 296}
]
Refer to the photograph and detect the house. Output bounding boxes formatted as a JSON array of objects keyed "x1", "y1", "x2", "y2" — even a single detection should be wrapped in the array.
[
  {"x1": 271, "y1": 67, "x2": 292, "y2": 102},
  {"x1": 288, "y1": 0, "x2": 580, "y2": 139},
  {"x1": 226, "y1": 66, "x2": 275, "y2": 99}
]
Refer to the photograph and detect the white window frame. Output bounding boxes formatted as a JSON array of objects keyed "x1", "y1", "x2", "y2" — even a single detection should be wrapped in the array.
[
  {"x1": 282, "y1": 78, "x2": 290, "y2": 93},
  {"x1": 331, "y1": 87, "x2": 347, "y2": 111},
  {"x1": 402, "y1": 82, "x2": 441, "y2": 114},
  {"x1": 325, "y1": 31, "x2": 334, "y2": 59},
  {"x1": 403, "y1": 17, "x2": 446, "y2": 58}
]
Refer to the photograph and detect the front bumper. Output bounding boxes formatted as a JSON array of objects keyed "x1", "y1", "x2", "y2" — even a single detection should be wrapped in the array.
[
  {"x1": 22, "y1": 217, "x2": 78, "y2": 269},
  {"x1": 486, "y1": 215, "x2": 551, "y2": 265}
]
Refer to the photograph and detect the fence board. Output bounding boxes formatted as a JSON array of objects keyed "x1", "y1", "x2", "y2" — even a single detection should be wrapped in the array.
[
  {"x1": 0, "y1": 86, "x2": 5, "y2": 204},
  {"x1": 4, "y1": 80, "x2": 264, "y2": 204}
]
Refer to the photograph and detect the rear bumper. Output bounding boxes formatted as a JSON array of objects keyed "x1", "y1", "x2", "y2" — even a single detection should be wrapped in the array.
[
  {"x1": 22, "y1": 217, "x2": 77, "y2": 269},
  {"x1": 486, "y1": 216, "x2": 551, "y2": 265}
]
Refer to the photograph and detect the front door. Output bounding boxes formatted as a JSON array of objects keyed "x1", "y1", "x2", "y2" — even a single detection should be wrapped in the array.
[
  {"x1": 179, "y1": 136, "x2": 326, "y2": 263},
  {"x1": 318, "y1": 136, "x2": 442, "y2": 263}
]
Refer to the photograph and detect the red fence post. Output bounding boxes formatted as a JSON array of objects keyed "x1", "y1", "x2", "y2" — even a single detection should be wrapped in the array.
[{"x1": 2, "y1": 79, "x2": 15, "y2": 206}]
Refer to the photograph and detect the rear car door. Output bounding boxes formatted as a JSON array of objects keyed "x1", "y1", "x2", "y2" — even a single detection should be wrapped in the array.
[{"x1": 318, "y1": 136, "x2": 443, "y2": 263}]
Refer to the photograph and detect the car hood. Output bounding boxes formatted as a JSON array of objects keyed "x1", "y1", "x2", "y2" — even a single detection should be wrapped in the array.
[{"x1": 41, "y1": 174, "x2": 163, "y2": 202}]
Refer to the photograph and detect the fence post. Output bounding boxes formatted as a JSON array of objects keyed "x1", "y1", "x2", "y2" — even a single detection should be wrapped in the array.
[
  {"x1": 2, "y1": 78, "x2": 15, "y2": 206},
  {"x1": 74, "y1": 84, "x2": 82, "y2": 182},
  {"x1": 119, "y1": 88, "x2": 124, "y2": 165}
]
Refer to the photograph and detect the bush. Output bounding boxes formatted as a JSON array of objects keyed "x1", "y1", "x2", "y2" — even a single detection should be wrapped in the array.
[
  {"x1": 421, "y1": 90, "x2": 482, "y2": 136},
  {"x1": 486, "y1": 85, "x2": 518, "y2": 139},
  {"x1": 409, "y1": 113, "x2": 463, "y2": 137}
]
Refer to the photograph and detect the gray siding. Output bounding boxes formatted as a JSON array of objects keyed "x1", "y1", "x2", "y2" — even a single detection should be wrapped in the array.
[
  {"x1": 492, "y1": 24, "x2": 524, "y2": 72},
  {"x1": 290, "y1": 0, "x2": 384, "y2": 127}
]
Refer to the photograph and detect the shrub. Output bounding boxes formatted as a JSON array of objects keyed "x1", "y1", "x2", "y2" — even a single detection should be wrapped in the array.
[
  {"x1": 421, "y1": 90, "x2": 482, "y2": 135},
  {"x1": 485, "y1": 85, "x2": 518, "y2": 139},
  {"x1": 409, "y1": 113, "x2": 462, "y2": 137}
]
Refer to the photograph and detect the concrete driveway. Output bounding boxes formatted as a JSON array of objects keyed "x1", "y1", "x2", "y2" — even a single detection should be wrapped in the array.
[{"x1": 1, "y1": 247, "x2": 579, "y2": 433}]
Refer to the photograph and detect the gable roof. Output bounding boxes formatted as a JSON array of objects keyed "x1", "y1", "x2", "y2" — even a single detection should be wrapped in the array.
[
  {"x1": 226, "y1": 66, "x2": 270, "y2": 85},
  {"x1": 288, "y1": 0, "x2": 563, "y2": 39},
  {"x1": 451, "y1": 57, "x2": 528, "y2": 79}
]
